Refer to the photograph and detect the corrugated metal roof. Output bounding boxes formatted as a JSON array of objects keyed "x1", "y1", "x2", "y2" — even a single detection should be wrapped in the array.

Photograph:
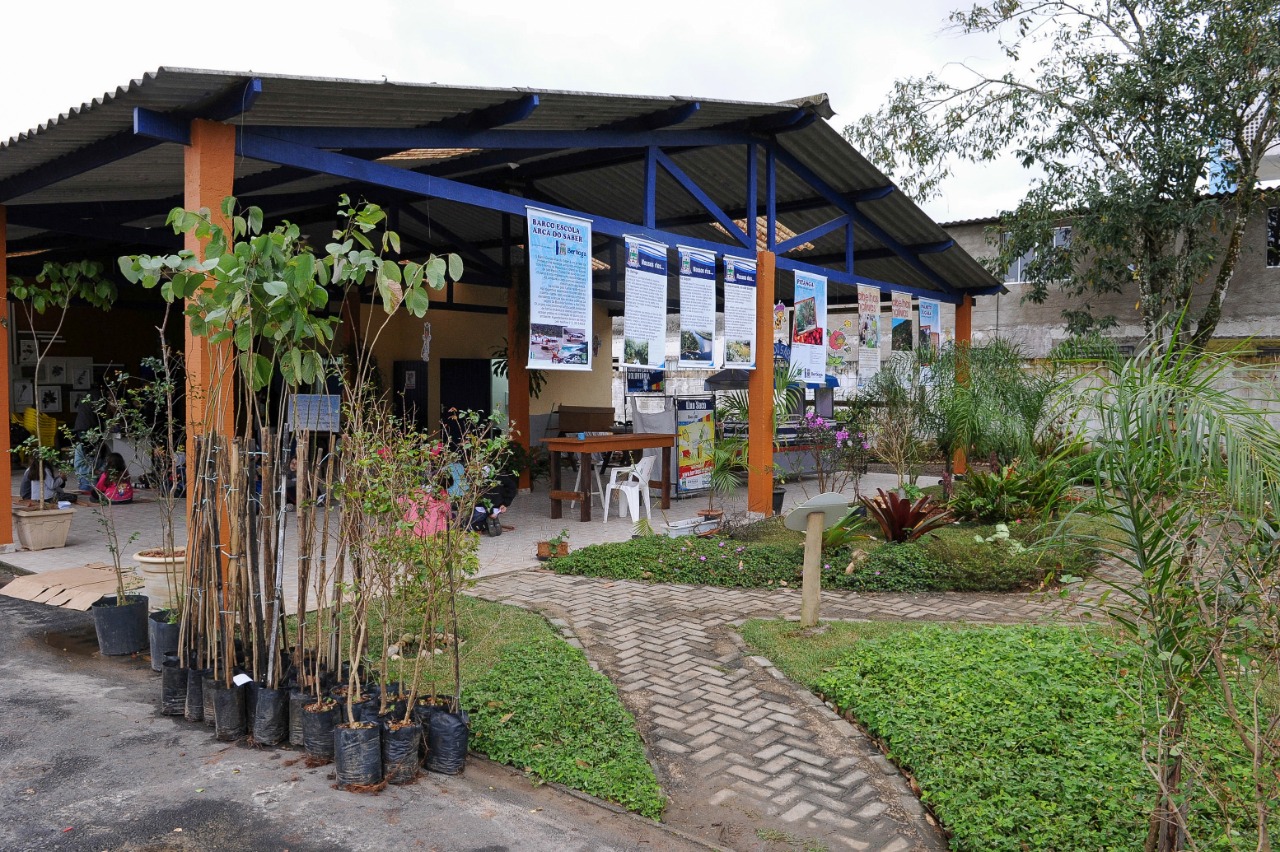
[{"x1": 1, "y1": 67, "x2": 1000, "y2": 296}]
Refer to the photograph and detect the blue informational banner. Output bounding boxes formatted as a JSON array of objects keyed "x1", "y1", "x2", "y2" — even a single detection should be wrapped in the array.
[
  {"x1": 677, "y1": 246, "x2": 718, "y2": 369},
  {"x1": 622, "y1": 236, "x2": 669, "y2": 369},
  {"x1": 722, "y1": 255, "x2": 757, "y2": 370},
  {"x1": 626, "y1": 369, "x2": 665, "y2": 393},
  {"x1": 918, "y1": 298, "x2": 941, "y2": 353},
  {"x1": 790, "y1": 270, "x2": 828, "y2": 385},
  {"x1": 526, "y1": 207, "x2": 593, "y2": 371}
]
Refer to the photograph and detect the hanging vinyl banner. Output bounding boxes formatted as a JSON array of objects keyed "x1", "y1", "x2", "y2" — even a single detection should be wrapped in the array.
[
  {"x1": 722, "y1": 256, "x2": 757, "y2": 369},
  {"x1": 526, "y1": 207, "x2": 593, "y2": 371},
  {"x1": 790, "y1": 271, "x2": 827, "y2": 385},
  {"x1": 677, "y1": 246, "x2": 717, "y2": 369},
  {"x1": 622, "y1": 236, "x2": 668, "y2": 370},
  {"x1": 857, "y1": 284, "x2": 881, "y2": 389},
  {"x1": 891, "y1": 291, "x2": 913, "y2": 352},
  {"x1": 918, "y1": 298, "x2": 941, "y2": 353}
]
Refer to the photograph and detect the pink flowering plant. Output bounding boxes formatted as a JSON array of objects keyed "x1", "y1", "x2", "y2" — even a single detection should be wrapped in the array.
[{"x1": 794, "y1": 410, "x2": 871, "y2": 496}]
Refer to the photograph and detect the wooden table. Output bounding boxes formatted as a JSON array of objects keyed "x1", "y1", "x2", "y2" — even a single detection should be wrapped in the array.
[{"x1": 543, "y1": 433, "x2": 676, "y2": 522}]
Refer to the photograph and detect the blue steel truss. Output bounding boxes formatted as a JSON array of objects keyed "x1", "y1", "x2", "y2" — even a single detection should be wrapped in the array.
[{"x1": 132, "y1": 106, "x2": 994, "y2": 304}]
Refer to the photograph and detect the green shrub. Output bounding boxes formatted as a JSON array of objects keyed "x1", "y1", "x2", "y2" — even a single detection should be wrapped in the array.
[
  {"x1": 846, "y1": 542, "x2": 947, "y2": 591},
  {"x1": 553, "y1": 523, "x2": 1098, "y2": 594},
  {"x1": 467, "y1": 636, "x2": 665, "y2": 819},
  {"x1": 950, "y1": 458, "x2": 1075, "y2": 524}
]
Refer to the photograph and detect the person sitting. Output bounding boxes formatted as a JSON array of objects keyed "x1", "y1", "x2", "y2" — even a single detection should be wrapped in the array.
[
  {"x1": 19, "y1": 459, "x2": 77, "y2": 503},
  {"x1": 94, "y1": 452, "x2": 134, "y2": 504},
  {"x1": 468, "y1": 468, "x2": 518, "y2": 536}
]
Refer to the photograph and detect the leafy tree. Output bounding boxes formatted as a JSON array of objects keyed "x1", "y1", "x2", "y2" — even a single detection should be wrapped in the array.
[{"x1": 850, "y1": 0, "x2": 1280, "y2": 349}]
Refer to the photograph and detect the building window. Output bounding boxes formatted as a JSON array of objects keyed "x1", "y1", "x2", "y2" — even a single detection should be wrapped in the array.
[
  {"x1": 1268, "y1": 208, "x2": 1280, "y2": 268},
  {"x1": 1003, "y1": 226, "x2": 1072, "y2": 283}
]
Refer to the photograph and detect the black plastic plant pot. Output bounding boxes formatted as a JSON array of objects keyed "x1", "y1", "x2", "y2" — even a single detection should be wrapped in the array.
[
  {"x1": 201, "y1": 673, "x2": 217, "y2": 726},
  {"x1": 425, "y1": 709, "x2": 470, "y2": 775},
  {"x1": 353, "y1": 696, "x2": 381, "y2": 725},
  {"x1": 288, "y1": 690, "x2": 310, "y2": 747},
  {"x1": 211, "y1": 683, "x2": 247, "y2": 742},
  {"x1": 148, "y1": 611, "x2": 180, "y2": 673},
  {"x1": 160, "y1": 660, "x2": 187, "y2": 716},
  {"x1": 772, "y1": 486, "x2": 786, "y2": 516},
  {"x1": 90, "y1": 595, "x2": 149, "y2": 656},
  {"x1": 186, "y1": 668, "x2": 210, "y2": 722},
  {"x1": 302, "y1": 702, "x2": 340, "y2": 763},
  {"x1": 382, "y1": 722, "x2": 422, "y2": 785},
  {"x1": 244, "y1": 679, "x2": 260, "y2": 724},
  {"x1": 252, "y1": 686, "x2": 289, "y2": 746},
  {"x1": 334, "y1": 723, "x2": 383, "y2": 789}
]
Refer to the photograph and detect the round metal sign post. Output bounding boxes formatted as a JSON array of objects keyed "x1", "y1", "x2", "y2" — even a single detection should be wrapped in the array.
[{"x1": 784, "y1": 492, "x2": 852, "y2": 628}]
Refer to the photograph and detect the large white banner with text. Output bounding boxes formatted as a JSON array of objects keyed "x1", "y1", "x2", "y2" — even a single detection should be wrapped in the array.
[{"x1": 526, "y1": 208, "x2": 593, "y2": 371}]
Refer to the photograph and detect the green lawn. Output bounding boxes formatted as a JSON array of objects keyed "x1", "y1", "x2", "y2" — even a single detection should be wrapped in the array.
[{"x1": 740, "y1": 619, "x2": 1262, "y2": 851}]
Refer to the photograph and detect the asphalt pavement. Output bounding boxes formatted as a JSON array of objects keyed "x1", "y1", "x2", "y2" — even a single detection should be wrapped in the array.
[{"x1": 0, "y1": 583, "x2": 709, "y2": 852}]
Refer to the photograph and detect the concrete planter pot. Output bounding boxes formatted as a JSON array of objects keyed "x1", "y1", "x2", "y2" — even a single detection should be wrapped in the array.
[{"x1": 13, "y1": 505, "x2": 76, "y2": 551}]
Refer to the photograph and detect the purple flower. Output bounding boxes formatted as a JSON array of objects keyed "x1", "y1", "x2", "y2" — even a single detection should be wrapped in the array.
[
  {"x1": 699, "y1": 555, "x2": 707, "y2": 562},
  {"x1": 861, "y1": 442, "x2": 870, "y2": 450},
  {"x1": 718, "y1": 541, "x2": 726, "y2": 547}
]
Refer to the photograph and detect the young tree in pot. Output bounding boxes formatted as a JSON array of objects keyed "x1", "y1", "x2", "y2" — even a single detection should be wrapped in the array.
[{"x1": 9, "y1": 260, "x2": 115, "y2": 549}]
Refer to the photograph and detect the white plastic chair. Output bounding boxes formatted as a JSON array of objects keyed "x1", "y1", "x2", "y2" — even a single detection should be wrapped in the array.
[
  {"x1": 604, "y1": 455, "x2": 655, "y2": 523},
  {"x1": 569, "y1": 433, "x2": 612, "y2": 509}
]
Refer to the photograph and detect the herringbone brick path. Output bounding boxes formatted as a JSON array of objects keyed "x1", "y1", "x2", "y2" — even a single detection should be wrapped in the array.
[{"x1": 472, "y1": 570, "x2": 1099, "y2": 851}]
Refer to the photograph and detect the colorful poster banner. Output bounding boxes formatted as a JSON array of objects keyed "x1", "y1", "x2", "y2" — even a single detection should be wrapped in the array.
[
  {"x1": 676, "y1": 396, "x2": 715, "y2": 494},
  {"x1": 891, "y1": 291, "x2": 913, "y2": 352},
  {"x1": 826, "y1": 311, "x2": 858, "y2": 385},
  {"x1": 918, "y1": 298, "x2": 941, "y2": 353},
  {"x1": 791, "y1": 271, "x2": 827, "y2": 385},
  {"x1": 622, "y1": 236, "x2": 669, "y2": 369},
  {"x1": 857, "y1": 284, "x2": 881, "y2": 388},
  {"x1": 526, "y1": 208, "x2": 593, "y2": 371},
  {"x1": 677, "y1": 246, "x2": 717, "y2": 369},
  {"x1": 722, "y1": 256, "x2": 757, "y2": 369}
]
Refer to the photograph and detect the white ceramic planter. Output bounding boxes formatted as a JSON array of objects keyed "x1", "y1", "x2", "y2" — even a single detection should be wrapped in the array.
[{"x1": 13, "y1": 506, "x2": 75, "y2": 550}]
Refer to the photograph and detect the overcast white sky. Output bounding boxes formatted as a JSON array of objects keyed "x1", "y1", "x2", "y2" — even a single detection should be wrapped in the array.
[{"x1": 0, "y1": 0, "x2": 1027, "y2": 222}]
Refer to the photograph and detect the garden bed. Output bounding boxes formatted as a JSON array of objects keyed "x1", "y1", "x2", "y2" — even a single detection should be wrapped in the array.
[
  {"x1": 739, "y1": 620, "x2": 1260, "y2": 851},
  {"x1": 294, "y1": 595, "x2": 664, "y2": 817},
  {"x1": 550, "y1": 516, "x2": 1097, "y2": 593}
]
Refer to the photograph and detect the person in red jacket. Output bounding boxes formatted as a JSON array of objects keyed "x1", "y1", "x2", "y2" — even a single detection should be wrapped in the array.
[{"x1": 95, "y1": 452, "x2": 134, "y2": 504}]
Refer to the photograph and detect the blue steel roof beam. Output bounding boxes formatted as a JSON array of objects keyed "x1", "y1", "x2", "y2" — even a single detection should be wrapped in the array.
[
  {"x1": 4, "y1": 212, "x2": 179, "y2": 250},
  {"x1": 802, "y1": 239, "x2": 955, "y2": 265},
  {"x1": 771, "y1": 147, "x2": 960, "y2": 295},
  {"x1": 224, "y1": 129, "x2": 755, "y2": 257},
  {"x1": 0, "y1": 79, "x2": 261, "y2": 203},
  {"x1": 773, "y1": 215, "x2": 851, "y2": 255},
  {"x1": 653, "y1": 148, "x2": 751, "y2": 249},
  {"x1": 395, "y1": 204, "x2": 505, "y2": 277},
  {"x1": 774, "y1": 257, "x2": 963, "y2": 305},
  {"x1": 242, "y1": 125, "x2": 755, "y2": 151}
]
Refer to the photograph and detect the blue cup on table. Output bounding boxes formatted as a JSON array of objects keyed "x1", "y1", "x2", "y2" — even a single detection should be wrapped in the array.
[{"x1": 577, "y1": 432, "x2": 586, "y2": 440}]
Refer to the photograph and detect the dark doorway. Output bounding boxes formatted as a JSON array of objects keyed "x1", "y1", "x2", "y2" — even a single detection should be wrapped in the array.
[
  {"x1": 393, "y1": 360, "x2": 429, "y2": 431},
  {"x1": 439, "y1": 358, "x2": 493, "y2": 422}
]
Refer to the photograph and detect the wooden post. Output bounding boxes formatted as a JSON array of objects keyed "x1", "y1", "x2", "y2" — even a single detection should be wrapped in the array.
[
  {"x1": 0, "y1": 205, "x2": 11, "y2": 546},
  {"x1": 953, "y1": 293, "x2": 974, "y2": 476},
  {"x1": 507, "y1": 272, "x2": 531, "y2": 489},
  {"x1": 184, "y1": 119, "x2": 236, "y2": 578},
  {"x1": 747, "y1": 250, "x2": 776, "y2": 514},
  {"x1": 799, "y1": 510, "x2": 823, "y2": 627}
]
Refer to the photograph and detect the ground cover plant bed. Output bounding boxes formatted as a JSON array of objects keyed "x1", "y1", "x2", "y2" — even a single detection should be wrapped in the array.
[
  {"x1": 739, "y1": 620, "x2": 1264, "y2": 851},
  {"x1": 290, "y1": 595, "x2": 663, "y2": 816},
  {"x1": 551, "y1": 516, "x2": 1096, "y2": 593}
]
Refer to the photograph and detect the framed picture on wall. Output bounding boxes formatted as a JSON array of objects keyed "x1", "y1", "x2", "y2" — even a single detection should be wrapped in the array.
[
  {"x1": 68, "y1": 359, "x2": 93, "y2": 390},
  {"x1": 18, "y1": 339, "x2": 37, "y2": 367},
  {"x1": 69, "y1": 390, "x2": 89, "y2": 411},
  {"x1": 38, "y1": 386, "x2": 62, "y2": 414},
  {"x1": 13, "y1": 380, "x2": 34, "y2": 410},
  {"x1": 39, "y1": 358, "x2": 68, "y2": 385}
]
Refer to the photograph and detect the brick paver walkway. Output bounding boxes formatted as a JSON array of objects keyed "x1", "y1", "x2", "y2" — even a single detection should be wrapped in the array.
[{"x1": 473, "y1": 570, "x2": 1098, "y2": 851}]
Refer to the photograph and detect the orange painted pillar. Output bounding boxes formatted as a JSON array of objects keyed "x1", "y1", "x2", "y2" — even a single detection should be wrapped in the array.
[
  {"x1": 953, "y1": 293, "x2": 973, "y2": 476},
  {"x1": 184, "y1": 120, "x2": 236, "y2": 543},
  {"x1": 747, "y1": 250, "x2": 776, "y2": 515},
  {"x1": 0, "y1": 205, "x2": 11, "y2": 545},
  {"x1": 507, "y1": 275, "x2": 531, "y2": 489}
]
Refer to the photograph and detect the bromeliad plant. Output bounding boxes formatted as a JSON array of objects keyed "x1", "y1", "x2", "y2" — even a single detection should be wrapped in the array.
[{"x1": 859, "y1": 488, "x2": 953, "y2": 543}]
